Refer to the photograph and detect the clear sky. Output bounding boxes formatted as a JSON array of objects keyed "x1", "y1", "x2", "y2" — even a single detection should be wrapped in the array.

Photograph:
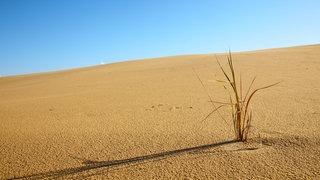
[{"x1": 0, "y1": 0, "x2": 319, "y2": 76}]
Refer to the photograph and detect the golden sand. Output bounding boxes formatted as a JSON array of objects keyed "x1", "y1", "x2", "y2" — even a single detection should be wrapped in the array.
[{"x1": 1, "y1": 45, "x2": 319, "y2": 179}]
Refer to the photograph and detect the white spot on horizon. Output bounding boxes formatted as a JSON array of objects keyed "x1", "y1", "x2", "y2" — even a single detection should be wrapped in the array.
[{"x1": 100, "y1": 62, "x2": 105, "y2": 65}]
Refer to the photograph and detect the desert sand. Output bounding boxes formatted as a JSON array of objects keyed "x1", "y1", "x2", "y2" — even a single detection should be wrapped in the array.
[{"x1": 1, "y1": 45, "x2": 319, "y2": 179}]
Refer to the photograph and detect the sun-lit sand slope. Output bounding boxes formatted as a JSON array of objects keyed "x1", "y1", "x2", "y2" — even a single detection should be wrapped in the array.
[{"x1": 1, "y1": 45, "x2": 320, "y2": 179}]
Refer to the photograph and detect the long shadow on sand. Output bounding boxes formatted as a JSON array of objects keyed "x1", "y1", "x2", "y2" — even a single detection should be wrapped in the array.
[{"x1": 9, "y1": 140, "x2": 239, "y2": 179}]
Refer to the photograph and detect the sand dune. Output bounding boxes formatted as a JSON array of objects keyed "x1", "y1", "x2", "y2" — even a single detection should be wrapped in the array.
[{"x1": 1, "y1": 44, "x2": 320, "y2": 179}]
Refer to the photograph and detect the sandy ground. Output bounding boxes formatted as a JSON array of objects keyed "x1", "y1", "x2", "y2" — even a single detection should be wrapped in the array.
[{"x1": 0, "y1": 44, "x2": 320, "y2": 179}]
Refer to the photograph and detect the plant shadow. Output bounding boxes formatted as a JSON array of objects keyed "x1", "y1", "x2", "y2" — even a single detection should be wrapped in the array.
[{"x1": 8, "y1": 140, "x2": 239, "y2": 179}]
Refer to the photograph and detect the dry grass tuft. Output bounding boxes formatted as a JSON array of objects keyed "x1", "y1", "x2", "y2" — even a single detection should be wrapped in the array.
[{"x1": 216, "y1": 51, "x2": 281, "y2": 141}]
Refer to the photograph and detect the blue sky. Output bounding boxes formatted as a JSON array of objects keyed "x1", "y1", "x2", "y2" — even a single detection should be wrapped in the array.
[{"x1": 0, "y1": 0, "x2": 319, "y2": 76}]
